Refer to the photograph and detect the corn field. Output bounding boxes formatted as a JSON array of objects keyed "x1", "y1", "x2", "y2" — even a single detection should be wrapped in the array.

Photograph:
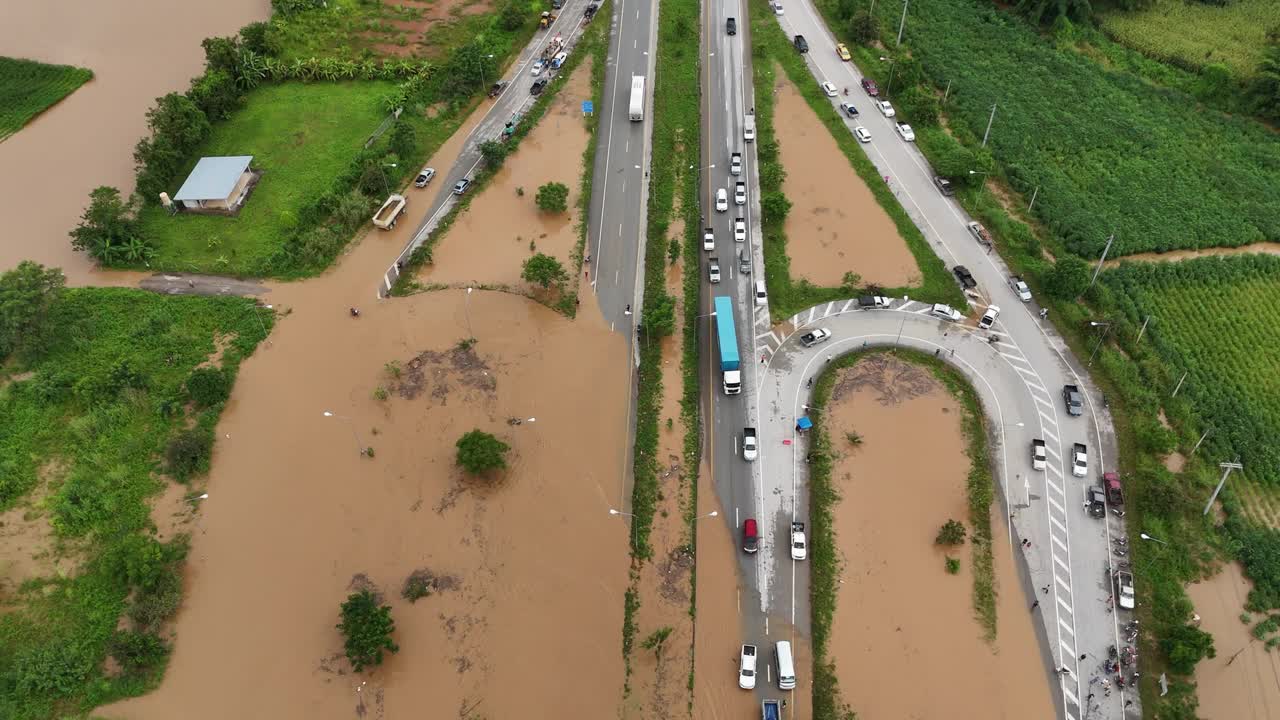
[
  {"x1": 0, "y1": 57, "x2": 92, "y2": 142},
  {"x1": 1098, "y1": 0, "x2": 1280, "y2": 81}
]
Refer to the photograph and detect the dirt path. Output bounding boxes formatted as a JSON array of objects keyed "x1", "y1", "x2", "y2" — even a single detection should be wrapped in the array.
[
  {"x1": 0, "y1": 0, "x2": 269, "y2": 284},
  {"x1": 824, "y1": 356, "x2": 1054, "y2": 718},
  {"x1": 1103, "y1": 243, "x2": 1280, "y2": 269},
  {"x1": 773, "y1": 72, "x2": 918, "y2": 288},
  {"x1": 1187, "y1": 562, "x2": 1280, "y2": 720}
]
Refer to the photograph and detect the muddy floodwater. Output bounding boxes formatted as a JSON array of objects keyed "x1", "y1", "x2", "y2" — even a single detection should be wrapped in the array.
[
  {"x1": 1104, "y1": 242, "x2": 1280, "y2": 269},
  {"x1": 0, "y1": 0, "x2": 270, "y2": 282},
  {"x1": 1188, "y1": 562, "x2": 1280, "y2": 720},
  {"x1": 417, "y1": 60, "x2": 593, "y2": 289},
  {"x1": 773, "y1": 74, "x2": 918, "y2": 289},
  {"x1": 824, "y1": 357, "x2": 1053, "y2": 718}
]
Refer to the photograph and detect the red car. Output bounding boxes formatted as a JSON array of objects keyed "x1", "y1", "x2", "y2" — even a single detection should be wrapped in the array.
[
  {"x1": 742, "y1": 518, "x2": 759, "y2": 554},
  {"x1": 861, "y1": 78, "x2": 879, "y2": 97}
]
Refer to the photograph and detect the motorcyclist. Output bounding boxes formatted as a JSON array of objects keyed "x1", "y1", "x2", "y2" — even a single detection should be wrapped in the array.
[
  {"x1": 843, "y1": 87, "x2": 849, "y2": 96},
  {"x1": 350, "y1": 307, "x2": 360, "y2": 317}
]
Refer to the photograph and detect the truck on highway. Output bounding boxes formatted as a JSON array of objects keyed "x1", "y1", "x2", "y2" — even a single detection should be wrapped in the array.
[
  {"x1": 629, "y1": 75, "x2": 645, "y2": 121},
  {"x1": 372, "y1": 194, "x2": 407, "y2": 230},
  {"x1": 1063, "y1": 384, "x2": 1084, "y2": 416},
  {"x1": 762, "y1": 699, "x2": 781, "y2": 720},
  {"x1": 714, "y1": 296, "x2": 741, "y2": 394}
]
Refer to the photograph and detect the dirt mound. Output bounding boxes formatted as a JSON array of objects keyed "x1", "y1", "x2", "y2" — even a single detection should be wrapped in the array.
[
  {"x1": 832, "y1": 354, "x2": 937, "y2": 405},
  {"x1": 395, "y1": 342, "x2": 495, "y2": 402}
]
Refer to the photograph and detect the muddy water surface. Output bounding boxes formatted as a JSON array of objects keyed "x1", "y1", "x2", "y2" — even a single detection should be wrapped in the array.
[
  {"x1": 0, "y1": 0, "x2": 270, "y2": 283},
  {"x1": 773, "y1": 74, "x2": 918, "y2": 288},
  {"x1": 824, "y1": 357, "x2": 1053, "y2": 718},
  {"x1": 1188, "y1": 562, "x2": 1280, "y2": 720},
  {"x1": 1104, "y1": 242, "x2": 1280, "y2": 269},
  {"x1": 418, "y1": 60, "x2": 593, "y2": 290}
]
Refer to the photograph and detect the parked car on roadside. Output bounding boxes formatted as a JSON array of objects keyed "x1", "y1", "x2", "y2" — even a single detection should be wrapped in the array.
[
  {"x1": 854, "y1": 126, "x2": 871, "y2": 143},
  {"x1": 876, "y1": 100, "x2": 895, "y2": 117},
  {"x1": 836, "y1": 43, "x2": 851, "y2": 61},
  {"x1": 414, "y1": 167, "x2": 436, "y2": 187},
  {"x1": 1009, "y1": 276, "x2": 1033, "y2": 302},
  {"x1": 930, "y1": 303, "x2": 962, "y2": 322},
  {"x1": 452, "y1": 178, "x2": 470, "y2": 195},
  {"x1": 933, "y1": 176, "x2": 954, "y2": 196},
  {"x1": 861, "y1": 78, "x2": 879, "y2": 96},
  {"x1": 896, "y1": 122, "x2": 915, "y2": 141},
  {"x1": 977, "y1": 305, "x2": 1000, "y2": 330},
  {"x1": 839, "y1": 102, "x2": 859, "y2": 118},
  {"x1": 953, "y1": 265, "x2": 977, "y2": 289},
  {"x1": 800, "y1": 328, "x2": 832, "y2": 347},
  {"x1": 794, "y1": 35, "x2": 808, "y2": 53},
  {"x1": 821, "y1": 81, "x2": 838, "y2": 97}
]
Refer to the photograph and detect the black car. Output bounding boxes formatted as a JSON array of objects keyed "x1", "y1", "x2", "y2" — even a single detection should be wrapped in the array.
[
  {"x1": 794, "y1": 34, "x2": 808, "y2": 53},
  {"x1": 552, "y1": 0, "x2": 564, "y2": 7},
  {"x1": 530, "y1": 78, "x2": 549, "y2": 95},
  {"x1": 933, "y1": 176, "x2": 955, "y2": 196},
  {"x1": 953, "y1": 265, "x2": 977, "y2": 289},
  {"x1": 727, "y1": 17, "x2": 737, "y2": 35},
  {"x1": 1085, "y1": 486, "x2": 1107, "y2": 519}
]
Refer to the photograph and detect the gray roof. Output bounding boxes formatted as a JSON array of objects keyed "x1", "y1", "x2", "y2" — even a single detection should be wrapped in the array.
[{"x1": 173, "y1": 156, "x2": 253, "y2": 201}]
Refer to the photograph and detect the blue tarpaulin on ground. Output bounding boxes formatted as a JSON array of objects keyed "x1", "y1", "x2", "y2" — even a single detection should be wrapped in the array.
[
  {"x1": 796, "y1": 417, "x2": 813, "y2": 430},
  {"x1": 582, "y1": 100, "x2": 593, "y2": 115}
]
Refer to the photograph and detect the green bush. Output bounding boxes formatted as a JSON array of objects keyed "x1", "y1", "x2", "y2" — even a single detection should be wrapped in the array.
[
  {"x1": 9, "y1": 642, "x2": 95, "y2": 697},
  {"x1": 935, "y1": 519, "x2": 967, "y2": 546},
  {"x1": 186, "y1": 366, "x2": 231, "y2": 407},
  {"x1": 129, "y1": 566, "x2": 185, "y2": 630},
  {"x1": 165, "y1": 428, "x2": 214, "y2": 480},
  {"x1": 455, "y1": 429, "x2": 510, "y2": 475},
  {"x1": 1044, "y1": 255, "x2": 1090, "y2": 300},
  {"x1": 109, "y1": 630, "x2": 170, "y2": 674},
  {"x1": 1159, "y1": 623, "x2": 1216, "y2": 675},
  {"x1": 337, "y1": 590, "x2": 399, "y2": 672},
  {"x1": 0, "y1": 260, "x2": 65, "y2": 362},
  {"x1": 535, "y1": 182, "x2": 570, "y2": 213},
  {"x1": 521, "y1": 253, "x2": 568, "y2": 289}
]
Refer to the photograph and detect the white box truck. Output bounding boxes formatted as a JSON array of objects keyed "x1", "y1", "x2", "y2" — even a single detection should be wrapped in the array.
[{"x1": 629, "y1": 75, "x2": 645, "y2": 121}]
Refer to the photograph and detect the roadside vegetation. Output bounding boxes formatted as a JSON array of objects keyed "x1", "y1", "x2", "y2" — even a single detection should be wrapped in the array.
[
  {"x1": 79, "y1": 0, "x2": 540, "y2": 278},
  {"x1": 748, "y1": 2, "x2": 962, "y2": 318},
  {"x1": 822, "y1": 0, "x2": 1276, "y2": 715},
  {"x1": 0, "y1": 57, "x2": 93, "y2": 142},
  {"x1": 0, "y1": 265, "x2": 271, "y2": 720}
]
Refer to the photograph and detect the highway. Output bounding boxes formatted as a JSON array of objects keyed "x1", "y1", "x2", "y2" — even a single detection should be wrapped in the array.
[{"x1": 755, "y1": 4, "x2": 1136, "y2": 720}]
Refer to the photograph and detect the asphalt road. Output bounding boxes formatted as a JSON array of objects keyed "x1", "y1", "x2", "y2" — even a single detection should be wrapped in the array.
[
  {"x1": 763, "y1": 5, "x2": 1137, "y2": 720},
  {"x1": 586, "y1": 0, "x2": 658, "y2": 335},
  {"x1": 377, "y1": 0, "x2": 600, "y2": 297}
]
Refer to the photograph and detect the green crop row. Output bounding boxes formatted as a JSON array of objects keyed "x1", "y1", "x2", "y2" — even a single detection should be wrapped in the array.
[
  {"x1": 1098, "y1": 0, "x2": 1280, "y2": 81},
  {"x1": 0, "y1": 57, "x2": 93, "y2": 141}
]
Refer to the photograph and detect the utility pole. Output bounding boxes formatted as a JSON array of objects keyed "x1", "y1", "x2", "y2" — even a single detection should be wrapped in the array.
[
  {"x1": 1203, "y1": 461, "x2": 1243, "y2": 516},
  {"x1": 1027, "y1": 185, "x2": 1039, "y2": 213},
  {"x1": 897, "y1": 0, "x2": 910, "y2": 46},
  {"x1": 886, "y1": 62, "x2": 897, "y2": 98},
  {"x1": 1190, "y1": 427, "x2": 1211, "y2": 456},
  {"x1": 1135, "y1": 315, "x2": 1151, "y2": 344},
  {"x1": 1087, "y1": 233, "x2": 1115, "y2": 293},
  {"x1": 1171, "y1": 370, "x2": 1188, "y2": 397},
  {"x1": 982, "y1": 103, "x2": 997, "y2": 147},
  {"x1": 943, "y1": 79, "x2": 952, "y2": 103}
]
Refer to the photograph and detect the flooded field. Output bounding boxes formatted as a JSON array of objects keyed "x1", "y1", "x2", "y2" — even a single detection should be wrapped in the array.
[
  {"x1": 417, "y1": 60, "x2": 593, "y2": 290},
  {"x1": 0, "y1": 0, "x2": 270, "y2": 283},
  {"x1": 824, "y1": 356, "x2": 1053, "y2": 718},
  {"x1": 772, "y1": 75, "x2": 918, "y2": 289},
  {"x1": 1188, "y1": 562, "x2": 1280, "y2": 720},
  {"x1": 1104, "y1": 242, "x2": 1280, "y2": 269}
]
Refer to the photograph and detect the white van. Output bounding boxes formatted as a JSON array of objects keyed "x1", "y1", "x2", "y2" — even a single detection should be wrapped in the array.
[
  {"x1": 775, "y1": 641, "x2": 796, "y2": 690},
  {"x1": 754, "y1": 280, "x2": 768, "y2": 307}
]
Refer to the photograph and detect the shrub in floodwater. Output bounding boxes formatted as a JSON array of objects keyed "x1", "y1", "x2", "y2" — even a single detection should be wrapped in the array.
[
  {"x1": 945, "y1": 556, "x2": 961, "y2": 574},
  {"x1": 186, "y1": 367, "x2": 230, "y2": 407},
  {"x1": 455, "y1": 430, "x2": 510, "y2": 476},
  {"x1": 935, "y1": 519, "x2": 967, "y2": 546},
  {"x1": 337, "y1": 589, "x2": 399, "y2": 672}
]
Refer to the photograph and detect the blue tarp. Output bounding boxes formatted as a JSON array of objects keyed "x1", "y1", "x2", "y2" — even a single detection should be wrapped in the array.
[{"x1": 796, "y1": 417, "x2": 813, "y2": 430}]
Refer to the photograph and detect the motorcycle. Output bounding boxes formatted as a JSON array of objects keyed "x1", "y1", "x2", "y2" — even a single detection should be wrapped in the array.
[
  {"x1": 349, "y1": 307, "x2": 360, "y2": 317},
  {"x1": 1111, "y1": 507, "x2": 1126, "y2": 518},
  {"x1": 1128, "y1": 672, "x2": 1140, "y2": 688},
  {"x1": 1113, "y1": 536, "x2": 1129, "y2": 546},
  {"x1": 1114, "y1": 546, "x2": 1128, "y2": 557}
]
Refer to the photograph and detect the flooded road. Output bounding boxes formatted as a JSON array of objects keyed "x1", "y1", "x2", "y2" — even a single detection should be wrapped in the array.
[
  {"x1": 773, "y1": 75, "x2": 918, "y2": 289},
  {"x1": 0, "y1": 0, "x2": 270, "y2": 283},
  {"x1": 824, "y1": 357, "x2": 1054, "y2": 718},
  {"x1": 1188, "y1": 562, "x2": 1280, "y2": 720},
  {"x1": 417, "y1": 60, "x2": 593, "y2": 290}
]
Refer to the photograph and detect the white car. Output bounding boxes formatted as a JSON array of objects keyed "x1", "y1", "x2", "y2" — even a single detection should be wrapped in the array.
[
  {"x1": 790, "y1": 523, "x2": 807, "y2": 561},
  {"x1": 1031, "y1": 440, "x2": 1047, "y2": 471},
  {"x1": 930, "y1": 303, "x2": 962, "y2": 322},
  {"x1": 413, "y1": 167, "x2": 436, "y2": 187},
  {"x1": 734, "y1": 217, "x2": 747, "y2": 243},
  {"x1": 854, "y1": 126, "x2": 871, "y2": 143},
  {"x1": 1009, "y1": 276, "x2": 1032, "y2": 302},
  {"x1": 531, "y1": 59, "x2": 545, "y2": 77},
  {"x1": 743, "y1": 428, "x2": 758, "y2": 461},
  {"x1": 896, "y1": 122, "x2": 915, "y2": 142},
  {"x1": 734, "y1": 182, "x2": 746, "y2": 205},
  {"x1": 715, "y1": 188, "x2": 728, "y2": 212},
  {"x1": 708, "y1": 257, "x2": 721, "y2": 283},
  {"x1": 977, "y1": 305, "x2": 1000, "y2": 330},
  {"x1": 703, "y1": 227, "x2": 715, "y2": 251},
  {"x1": 877, "y1": 100, "x2": 895, "y2": 117},
  {"x1": 739, "y1": 644, "x2": 758, "y2": 689},
  {"x1": 821, "y1": 81, "x2": 837, "y2": 97},
  {"x1": 773, "y1": 1, "x2": 784, "y2": 14},
  {"x1": 730, "y1": 152, "x2": 743, "y2": 176},
  {"x1": 1072, "y1": 443, "x2": 1088, "y2": 478},
  {"x1": 800, "y1": 328, "x2": 832, "y2": 347}
]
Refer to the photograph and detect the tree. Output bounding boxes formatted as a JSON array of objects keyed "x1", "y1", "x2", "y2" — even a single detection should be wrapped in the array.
[
  {"x1": 69, "y1": 187, "x2": 148, "y2": 264},
  {"x1": 641, "y1": 294, "x2": 677, "y2": 338},
  {"x1": 935, "y1": 519, "x2": 967, "y2": 546},
  {"x1": 760, "y1": 191, "x2": 792, "y2": 225},
  {"x1": 897, "y1": 86, "x2": 940, "y2": 127},
  {"x1": 337, "y1": 590, "x2": 399, "y2": 672},
  {"x1": 479, "y1": 139, "x2": 511, "y2": 167},
  {"x1": 165, "y1": 429, "x2": 213, "y2": 479},
  {"x1": 1160, "y1": 623, "x2": 1215, "y2": 675},
  {"x1": 499, "y1": 0, "x2": 526, "y2": 31},
  {"x1": 0, "y1": 261, "x2": 65, "y2": 361},
  {"x1": 535, "y1": 182, "x2": 570, "y2": 213},
  {"x1": 201, "y1": 36, "x2": 241, "y2": 75},
  {"x1": 1248, "y1": 44, "x2": 1280, "y2": 122},
  {"x1": 186, "y1": 367, "x2": 231, "y2": 407},
  {"x1": 389, "y1": 121, "x2": 417, "y2": 162},
  {"x1": 1015, "y1": 0, "x2": 1093, "y2": 26},
  {"x1": 455, "y1": 430, "x2": 510, "y2": 475},
  {"x1": 187, "y1": 69, "x2": 240, "y2": 120},
  {"x1": 848, "y1": 13, "x2": 878, "y2": 45},
  {"x1": 1043, "y1": 255, "x2": 1091, "y2": 300},
  {"x1": 109, "y1": 631, "x2": 170, "y2": 674},
  {"x1": 239, "y1": 21, "x2": 281, "y2": 57},
  {"x1": 521, "y1": 253, "x2": 569, "y2": 289}
]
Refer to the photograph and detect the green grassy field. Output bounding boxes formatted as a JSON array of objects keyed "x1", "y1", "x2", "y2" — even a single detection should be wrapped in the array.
[
  {"x1": 0, "y1": 57, "x2": 92, "y2": 141},
  {"x1": 138, "y1": 81, "x2": 399, "y2": 275},
  {"x1": 1099, "y1": 0, "x2": 1280, "y2": 80},
  {"x1": 0, "y1": 289, "x2": 271, "y2": 720}
]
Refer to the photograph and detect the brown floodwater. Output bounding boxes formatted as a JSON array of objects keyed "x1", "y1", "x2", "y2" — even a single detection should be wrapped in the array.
[
  {"x1": 417, "y1": 59, "x2": 594, "y2": 290},
  {"x1": 1187, "y1": 562, "x2": 1280, "y2": 720},
  {"x1": 1105, "y1": 242, "x2": 1280, "y2": 269},
  {"x1": 772, "y1": 73, "x2": 918, "y2": 289},
  {"x1": 0, "y1": 0, "x2": 270, "y2": 283},
  {"x1": 824, "y1": 357, "x2": 1054, "y2": 718}
]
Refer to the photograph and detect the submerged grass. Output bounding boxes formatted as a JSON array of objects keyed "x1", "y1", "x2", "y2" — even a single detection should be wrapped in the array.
[{"x1": 0, "y1": 57, "x2": 93, "y2": 142}]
